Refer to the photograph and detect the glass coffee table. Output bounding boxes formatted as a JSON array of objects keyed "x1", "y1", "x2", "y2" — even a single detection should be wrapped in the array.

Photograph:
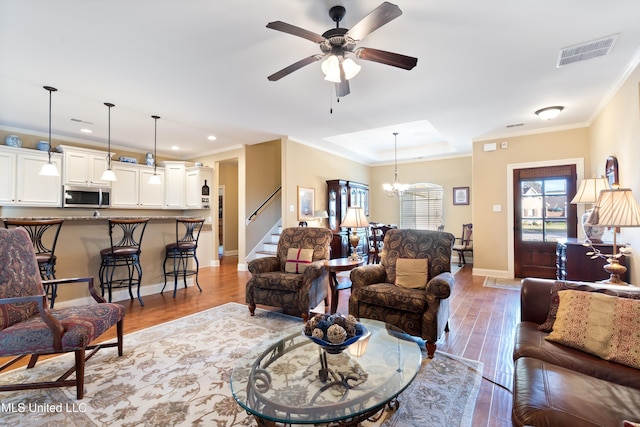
[{"x1": 230, "y1": 319, "x2": 422, "y2": 426}]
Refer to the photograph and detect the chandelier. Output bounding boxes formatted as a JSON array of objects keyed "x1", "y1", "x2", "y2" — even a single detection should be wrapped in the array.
[{"x1": 383, "y1": 132, "x2": 410, "y2": 197}]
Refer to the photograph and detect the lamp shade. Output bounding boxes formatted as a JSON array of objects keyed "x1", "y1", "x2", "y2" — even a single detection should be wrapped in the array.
[
  {"x1": 314, "y1": 210, "x2": 329, "y2": 219},
  {"x1": 585, "y1": 188, "x2": 640, "y2": 227},
  {"x1": 340, "y1": 207, "x2": 369, "y2": 229},
  {"x1": 570, "y1": 177, "x2": 610, "y2": 204}
]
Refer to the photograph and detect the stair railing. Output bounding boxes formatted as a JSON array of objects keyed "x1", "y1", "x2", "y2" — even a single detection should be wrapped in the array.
[{"x1": 246, "y1": 186, "x2": 282, "y2": 225}]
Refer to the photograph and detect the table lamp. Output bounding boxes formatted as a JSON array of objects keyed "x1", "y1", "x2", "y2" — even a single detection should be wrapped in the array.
[
  {"x1": 314, "y1": 210, "x2": 329, "y2": 228},
  {"x1": 340, "y1": 207, "x2": 369, "y2": 261},
  {"x1": 570, "y1": 177, "x2": 610, "y2": 242},
  {"x1": 584, "y1": 188, "x2": 640, "y2": 285}
]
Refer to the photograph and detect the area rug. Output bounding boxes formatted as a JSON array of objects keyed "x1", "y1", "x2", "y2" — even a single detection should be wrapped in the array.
[
  {"x1": 483, "y1": 276, "x2": 522, "y2": 290},
  {"x1": 0, "y1": 302, "x2": 482, "y2": 427}
]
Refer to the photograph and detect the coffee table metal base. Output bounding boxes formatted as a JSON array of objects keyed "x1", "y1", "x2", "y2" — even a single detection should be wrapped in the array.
[{"x1": 251, "y1": 397, "x2": 399, "y2": 427}]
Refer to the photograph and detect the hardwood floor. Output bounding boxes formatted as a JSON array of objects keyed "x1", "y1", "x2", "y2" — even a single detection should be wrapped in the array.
[{"x1": 4, "y1": 256, "x2": 518, "y2": 426}]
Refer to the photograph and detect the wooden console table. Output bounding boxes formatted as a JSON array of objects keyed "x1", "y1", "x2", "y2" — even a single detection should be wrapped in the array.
[{"x1": 556, "y1": 238, "x2": 629, "y2": 282}]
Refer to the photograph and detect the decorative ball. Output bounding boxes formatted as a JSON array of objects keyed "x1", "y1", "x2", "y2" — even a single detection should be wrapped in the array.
[
  {"x1": 327, "y1": 324, "x2": 347, "y2": 344},
  {"x1": 312, "y1": 328, "x2": 325, "y2": 339}
]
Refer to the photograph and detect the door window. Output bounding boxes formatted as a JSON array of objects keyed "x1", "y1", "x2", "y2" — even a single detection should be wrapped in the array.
[{"x1": 520, "y1": 178, "x2": 568, "y2": 242}]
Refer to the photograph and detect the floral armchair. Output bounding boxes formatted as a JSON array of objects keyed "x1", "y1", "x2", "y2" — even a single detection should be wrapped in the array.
[
  {"x1": 247, "y1": 227, "x2": 332, "y2": 322},
  {"x1": 349, "y1": 229, "x2": 455, "y2": 358},
  {"x1": 0, "y1": 227, "x2": 124, "y2": 399}
]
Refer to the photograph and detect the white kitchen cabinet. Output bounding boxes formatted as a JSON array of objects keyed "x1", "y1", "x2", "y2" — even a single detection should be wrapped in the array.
[
  {"x1": 59, "y1": 145, "x2": 112, "y2": 187},
  {"x1": 111, "y1": 162, "x2": 165, "y2": 208},
  {"x1": 185, "y1": 166, "x2": 213, "y2": 209},
  {"x1": 163, "y1": 161, "x2": 186, "y2": 209},
  {"x1": 0, "y1": 148, "x2": 16, "y2": 204},
  {"x1": 0, "y1": 146, "x2": 62, "y2": 206},
  {"x1": 16, "y1": 151, "x2": 62, "y2": 206},
  {"x1": 139, "y1": 167, "x2": 165, "y2": 208}
]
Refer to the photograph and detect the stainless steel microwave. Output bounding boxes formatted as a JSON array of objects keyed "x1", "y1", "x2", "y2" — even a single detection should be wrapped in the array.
[{"x1": 63, "y1": 185, "x2": 111, "y2": 208}]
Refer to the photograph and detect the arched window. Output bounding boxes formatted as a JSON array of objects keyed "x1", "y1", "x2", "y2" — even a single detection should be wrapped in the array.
[{"x1": 400, "y1": 183, "x2": 444, "y2": 230}]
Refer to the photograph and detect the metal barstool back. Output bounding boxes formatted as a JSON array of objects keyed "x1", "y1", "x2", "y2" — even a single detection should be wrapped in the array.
[
  {"x1": 162, "y1": 218, "x2": 205, "y2": 297},
  {"x1": 99, "y1": 218, "x2": 149, "y2": 305}
]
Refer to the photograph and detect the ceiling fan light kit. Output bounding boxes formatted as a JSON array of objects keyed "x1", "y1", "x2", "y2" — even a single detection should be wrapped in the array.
[{"x1": 266, "y1": 2, "x2": 417, "y2": 97}]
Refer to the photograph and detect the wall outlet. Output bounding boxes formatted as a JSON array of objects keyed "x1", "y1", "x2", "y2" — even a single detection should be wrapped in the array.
[
  {"x1": 290, "y1": 205, "x2": 295, "y2": 212},
  {"x1": 493, "y1": 204, "x2": 502, "y2": 212}
]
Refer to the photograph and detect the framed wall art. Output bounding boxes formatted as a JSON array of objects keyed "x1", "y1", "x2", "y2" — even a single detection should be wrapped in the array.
[
  {"x1": 453, "y1": 187, "x2": 470, "y2": 205},
  {"x1": 297, "y1": 186, "x2": 315, "y2": 221}
]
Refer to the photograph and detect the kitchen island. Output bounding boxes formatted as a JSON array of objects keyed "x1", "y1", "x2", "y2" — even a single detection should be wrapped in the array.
[{"x1": 1, "y1": 214, "x2": 213, "y2": 306}]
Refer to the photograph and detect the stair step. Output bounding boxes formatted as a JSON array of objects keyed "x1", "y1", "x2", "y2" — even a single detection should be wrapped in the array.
[{"x1": 255, "y1": 250, "x2": 276, "y2": 258}]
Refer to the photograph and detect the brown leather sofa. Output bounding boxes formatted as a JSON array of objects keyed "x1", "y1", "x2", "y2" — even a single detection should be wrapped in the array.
[{"x1": 512, "y1": 278, "x2": 640, "y2": 427}]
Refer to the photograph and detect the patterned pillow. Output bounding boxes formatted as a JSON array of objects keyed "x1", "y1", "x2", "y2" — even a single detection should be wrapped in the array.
[
  {"x1": 546, "y1": 290, "x2": 640, "y2": 369},
  {"x1": 284, "y1": 248, "x2": 314, "y2": 273},
  {"x1": 395, "y1": 258, "x2": 429, "y2": 289},
  {"x1": 538, "y1": 281, "x2": 640, "y2": 332}
]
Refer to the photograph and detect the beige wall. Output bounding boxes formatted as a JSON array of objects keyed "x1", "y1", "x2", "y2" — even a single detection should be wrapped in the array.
[
  {"x1": 472, "y1": 128, "x2": 590, "y2": 276},
  {"x1": 369, "y1": 156, "x2": 472, "y2": 234},
  {"x1": 589, "y1": 65, "x2": 640, "y2": 284},
  {"x1": 219, "y1": 162, "x2": 239, "y2": 253},
  {"x1": 282, "y1": 139, "x2": 370, "y2": 228}
]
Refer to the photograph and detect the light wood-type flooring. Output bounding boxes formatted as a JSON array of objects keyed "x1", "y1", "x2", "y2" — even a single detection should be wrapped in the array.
[{"x1": 4, "y1": 256, "x2": 519, "y2": 426}]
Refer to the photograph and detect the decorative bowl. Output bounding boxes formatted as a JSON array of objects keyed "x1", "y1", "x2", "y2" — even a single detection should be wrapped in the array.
[{"x1": 303, "y1": 325, "x2": 368, "y2": 354}]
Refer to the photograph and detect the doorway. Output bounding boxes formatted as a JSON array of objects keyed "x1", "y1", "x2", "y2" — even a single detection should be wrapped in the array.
[{"x1": 513, "y1": 164, "x2": 577, "y2": 278}]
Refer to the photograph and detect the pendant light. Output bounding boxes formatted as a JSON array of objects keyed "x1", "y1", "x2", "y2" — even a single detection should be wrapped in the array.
[
  {"x1": 148, "y1": 115, "x2": 162, "y2": 185},
  {"x1": 382, "y1": 132, "x2": 410, "y2": 197},
  {"x1": 100, "y1": 102, "x2": 117, "y2": 181},
  {"x1": 39, "y1": 86, "x2": 60, "y2": 176}
]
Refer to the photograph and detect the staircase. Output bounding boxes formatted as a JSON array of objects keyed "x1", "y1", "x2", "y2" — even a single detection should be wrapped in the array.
[{"x1": 254, "y1": 226, "x2": 282, "y2": 259}]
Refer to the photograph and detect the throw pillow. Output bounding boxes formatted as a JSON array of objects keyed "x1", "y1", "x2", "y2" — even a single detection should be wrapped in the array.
[
  {"x1": 538, "y1": 281, "x2": 640, "y2": 332},
  {"x1": 395, "y1": 258, "x2": 429, "y2": 289},
  {"x1": 285, "y1": 248, "x2": 314, "y2": 273},
  {"x1": 546, "y1": 290, "x2": 640, "y2": 369}
]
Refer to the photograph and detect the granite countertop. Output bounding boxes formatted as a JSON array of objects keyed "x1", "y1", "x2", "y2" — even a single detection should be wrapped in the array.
[
  {"x1": 1, "y1": 216, "x2": 213, "y2": 231},
  {"x1": 1, "y1": 215, "x2": 203, "y2": 221}
]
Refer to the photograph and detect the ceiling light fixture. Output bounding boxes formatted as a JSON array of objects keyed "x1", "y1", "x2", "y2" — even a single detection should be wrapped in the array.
[
  {"x1": 382, "y1": 132, "x2": 410, "y2": 197},
  {"x1": 100, "y1": 102, "x2": 117, "y2": 182},
  {"x1": 148, "y1": 115, "x2": 162, "y2": 185},
  {"x1": 535, "y1": 106, "x2": 564, "y2": 120},
  {"x1": 39, "y1": 86, "x2": 60, "y2": 177},
  {"x1": 207, "y1": 135, "x2": 217, "y2": 141}
]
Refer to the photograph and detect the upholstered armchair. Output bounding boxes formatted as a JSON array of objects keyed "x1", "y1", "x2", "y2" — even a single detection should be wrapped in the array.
[
  {"x1": 349, "y1": 229, "x2": 455, "y2": 358},
  {"x1": 247, "y1": 227, "x2": 332, "y2": 322},
  {"x1": 0, "y1": 227, "x2": 124, "y2": 399}
]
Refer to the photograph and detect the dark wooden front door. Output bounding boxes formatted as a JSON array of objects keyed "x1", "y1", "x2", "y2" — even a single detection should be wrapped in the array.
[{"x1": 513, "y1": 165, "x2": 577, "y2": 278}]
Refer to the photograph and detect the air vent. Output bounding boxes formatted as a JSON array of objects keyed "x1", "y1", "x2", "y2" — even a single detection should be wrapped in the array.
[{"x1": 557, "y1": 34, "x2": 618, "y2": 67}]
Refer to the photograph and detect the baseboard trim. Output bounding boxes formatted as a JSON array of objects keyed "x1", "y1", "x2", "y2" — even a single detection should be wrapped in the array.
[
  {"x1": 53, "y1": 279, "x2": 196, "y2": 308},
  {"x1": 472, "y1": 268, "x2": 510, "y2": 278}
]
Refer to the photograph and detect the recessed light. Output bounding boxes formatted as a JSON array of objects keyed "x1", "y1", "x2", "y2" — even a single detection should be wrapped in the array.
[
  {"x1": 207, "y1": 135, "x2": 217, "y2": 141},
  {"x1": 80, "y1": 128, "x2": 93, "y2": 133},
  {"x1": 171, "y1": 146, "x2": 180, "y2": 151}
]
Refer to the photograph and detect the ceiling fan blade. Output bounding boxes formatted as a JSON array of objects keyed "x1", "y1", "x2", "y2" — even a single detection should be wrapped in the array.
[
  {"x1": 345, "y1": 2, "x2": 402, "y2": 42},
  {"x1": 336, "y1": 80, "x2": 350, "y2": 97},
  {"x1": 267, "y1": 55, "x2": 323, "y2": 81},
  {"x1": 266, "y1": 21, "x2": 327, "y2": 44},
  {"x1": 355, "y1": 47, "x2": 417, "y2": 70}
]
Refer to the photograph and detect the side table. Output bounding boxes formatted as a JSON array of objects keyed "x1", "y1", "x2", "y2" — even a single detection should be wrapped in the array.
[{"x1": 325, "y1": 258, "x2": 364, "y2": 314}]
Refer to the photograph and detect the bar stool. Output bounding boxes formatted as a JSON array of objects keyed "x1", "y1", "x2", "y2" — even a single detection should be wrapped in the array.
[
  {"x1": 162, "y1": 218, "x2": 205, "y2": 297},
  {"x1": 99, "y1": 218, "x2": 149, "y2": 306},
  {"x1": 4, "y1": 219, "x2": 64, "y2": 307}
]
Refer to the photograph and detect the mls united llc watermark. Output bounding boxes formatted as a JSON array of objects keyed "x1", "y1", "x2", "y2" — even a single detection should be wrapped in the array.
[{"x1": 1, "y1": 402, "x2": 87, "y2": 413}]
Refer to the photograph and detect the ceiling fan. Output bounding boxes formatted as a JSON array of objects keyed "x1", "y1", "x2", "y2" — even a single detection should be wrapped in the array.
[{"x1": 266, "y1": 2, "x2": 418, "y2": 97}]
